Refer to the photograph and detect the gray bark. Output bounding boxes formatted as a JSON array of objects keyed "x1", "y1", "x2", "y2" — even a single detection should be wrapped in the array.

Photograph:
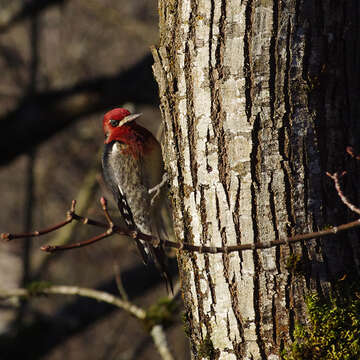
[{"x1": 152, "y1": 1, "x2": 360, "y2": 359}]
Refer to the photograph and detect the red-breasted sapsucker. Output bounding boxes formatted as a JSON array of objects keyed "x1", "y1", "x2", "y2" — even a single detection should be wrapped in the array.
[{"x1": 102, "y1": 108, "x2": 172, "y2": 292}]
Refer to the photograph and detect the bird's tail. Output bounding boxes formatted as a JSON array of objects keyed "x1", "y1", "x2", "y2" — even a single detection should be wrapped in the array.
[
  {"x1": 151, "y1": 203, "x2": 174, "y2": 294},
  {"x1": 117, "y1": 184, "x2": 173, "y2": 292},
  {"x1": 135, "y1": 238, "x2": 150, "y2": 265},
  {"x1": 150, "y1": 244, "x2": 174, "y2": 294}
]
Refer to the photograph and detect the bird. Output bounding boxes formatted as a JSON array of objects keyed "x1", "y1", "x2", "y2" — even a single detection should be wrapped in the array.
[{"x1": 101, "y1": 107, "x2": 173, "y2": 292}]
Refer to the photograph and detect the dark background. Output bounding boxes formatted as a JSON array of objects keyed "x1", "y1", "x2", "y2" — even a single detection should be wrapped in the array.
[{"x1": 0, "y1": 1, "x2": 186, "y2": 359}]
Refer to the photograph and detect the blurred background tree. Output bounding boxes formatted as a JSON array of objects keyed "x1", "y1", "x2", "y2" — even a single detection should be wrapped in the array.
[{"x1": 0, "y1": 1, "x2": 185, "y2": 359}]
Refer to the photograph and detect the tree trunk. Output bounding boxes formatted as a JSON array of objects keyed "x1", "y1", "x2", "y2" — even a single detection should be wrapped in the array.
[{"x1": 152, "y1": 1, "x2": 360, "y2": 359}]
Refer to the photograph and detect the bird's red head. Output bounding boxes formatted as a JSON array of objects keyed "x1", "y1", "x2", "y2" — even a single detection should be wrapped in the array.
[
  {"x1": 103, "y1": 108, "x2": 143, "y2": 144},
  {"x1": 102, "y1": 108, "x2": 154, "y2": 157}
]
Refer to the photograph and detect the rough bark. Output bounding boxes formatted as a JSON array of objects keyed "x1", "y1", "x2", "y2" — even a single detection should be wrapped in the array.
[{"x1": 152, "y1": 1, "x2": 360, "y2": 359}]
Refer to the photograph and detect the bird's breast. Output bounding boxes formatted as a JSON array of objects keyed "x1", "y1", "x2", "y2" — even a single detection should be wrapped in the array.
[
  {"x1": 105, "y1": 142, "x2": 141, "y2": 180},
  {"x1": 103, "y1": 141, "x2": 152, "y2": 235}
]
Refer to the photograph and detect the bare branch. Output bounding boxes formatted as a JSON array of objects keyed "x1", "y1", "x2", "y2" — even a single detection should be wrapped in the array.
[
  {"x1": 40, "y1": 197, "x2": 116, "y2": 252},
  {"x1": 1, "y1": 198, "x2": 152, "y2": 247},
  {"x1": 100, "y1": 197, "x2": 114, "y2": 228},
  {"x1": 40, "y1": 231, "x2": 114, "y2": 252},
  {"x1": 326, "y1": 172, "x2": 360, "y2": 215},
  {"x1": 4, "y1": 166, "x2": 360, "y2": 255},
  {"x1": 1, "y1": 213, "x2": 73, "y2": 241},
  {"x1": 149, "y1": 172, "x2": 169, "y2": 206},
  {"x1": 34, "y1": 163, "x2": 100, "y2": 277},
  {"x1": 0, "y1": 285, "x2": 176, "y2": 360},
  {"x1": 0, "y1": 285, "x2": 145, "y2": 319},
  {"x1": 113, "y1": 261, "x2": 129, "y2": 301},
  {"x1": 2, "y1": 196, "x2": 360, "y2": 254},
  {"x1": 150, "y1": 325, "x2": 175, "y2": 360}
]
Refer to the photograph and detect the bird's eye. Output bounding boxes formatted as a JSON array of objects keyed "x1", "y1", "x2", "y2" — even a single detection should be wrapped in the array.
[{"x1": 110, "y1": 119, "x2": 119, "y2": 127}]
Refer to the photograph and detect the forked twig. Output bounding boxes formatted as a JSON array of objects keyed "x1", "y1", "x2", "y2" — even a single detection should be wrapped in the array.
[
  {"x1": 2, "y1": 197, "x2": 155, "y2": 252},
  {"x1": 2, "y1": 189, "x2": 360, "y2": 254},
  {"x1": 40, "y1": 198, "x2": 117, "y2": 252},
  {"x1": 1, "y1": 200, "x2": 76, "y2": 241},
  {"x1": 3, "y1": 162, "x2": 360, "y2": 254}
]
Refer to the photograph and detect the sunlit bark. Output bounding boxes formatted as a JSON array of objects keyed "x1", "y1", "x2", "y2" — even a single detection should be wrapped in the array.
[{"x1": 152, "y1": 1, "x2": 360, "y2": 358}]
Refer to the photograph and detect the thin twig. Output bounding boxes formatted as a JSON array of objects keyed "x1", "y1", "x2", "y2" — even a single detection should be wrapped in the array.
[
  {"x1": 2, "y1": 198, "x2": 360, "y2": 254},
  {"x1": 149, "y1": 172, "x2": 168, "y2": 206},
  {"x1": 1, "y1": 200, "x2": 76, "y2": 241},
  {"x1": 34, "y1": 164, "x2": 99, "y2": 277},
  {"x1": 113, "y1": 262, "x2": 129, "y2": 301},
  {"x1": 3, "y1": 183, "x2": 360, "y2": 254},
  {"x1": 100, "y1": 197, "x2": 114, "y2": 228},
  {"x1": 150, "y1": 325, "x2": 175, "y2": 360},
  {"x1": 41, "y1": 165, "x2": 99, "y2": 249},
  {"x1": 1, "y1": 198, "x2": 153, "y2": 247},
  {"x1": 0, "y1": 285, "x2": 176, "y2": 360},
  {"x1": 0, "y1": 218, "x2": 73, "y2": 241},
  {"x1": 40, "y1": 197, "x2": 115, "y2": 252},
  {"x1": 0, "y1": 285, "x2": 145, "y2": 319},
  {"x1": 40, "y1": 231, "x2": 114, "y2": 252},
  {"x1": 326, "y1": 172, "x2": 360, "y2": 215}
]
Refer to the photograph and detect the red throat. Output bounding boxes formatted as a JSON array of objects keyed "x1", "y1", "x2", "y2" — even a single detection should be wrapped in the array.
[
  {"x1": 103, "y1": 108, "x2": 156, "y2": 158},
  {"x1": 106, "y1": 123, "x2": 155, "y2": 158}
]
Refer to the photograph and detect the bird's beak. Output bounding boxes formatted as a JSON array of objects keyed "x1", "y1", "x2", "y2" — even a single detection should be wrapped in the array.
[{"x1": 119, "y1": 113, "x2": 142, "y2": 126}]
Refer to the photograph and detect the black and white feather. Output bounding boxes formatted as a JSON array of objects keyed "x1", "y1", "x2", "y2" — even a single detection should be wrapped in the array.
[
  {"x1": 103, "y1": 141, "x2": 152, "y2": 264},
  {"x1": 102, "y1": 135, "x2": 173, "y2": 292}
]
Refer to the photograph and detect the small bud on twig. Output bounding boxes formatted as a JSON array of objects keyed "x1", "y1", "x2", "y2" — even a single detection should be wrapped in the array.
[{"x1": 100, "y1": 197, "x2": 107, "y2": 209}]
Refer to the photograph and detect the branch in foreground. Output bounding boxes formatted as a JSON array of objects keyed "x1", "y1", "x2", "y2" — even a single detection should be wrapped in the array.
[
  {"x1": 1, "y1": 198, "x2": 145, "y2": 248},
  {"x1": 0, "y1": 285, "x2": 145, "y2": 319},
  {"x1": 0, "y1": 200, "x2": 75, "y2": 240},
  {"x1": 2, "y1": 193, "x2": 360, "y2": 254},
  {"x1": 0, "y1": 285, "x2": 175, "y2": 360}
]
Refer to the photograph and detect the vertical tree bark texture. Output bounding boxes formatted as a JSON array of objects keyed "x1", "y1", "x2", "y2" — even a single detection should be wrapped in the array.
[{"x1": 152, "y1": 1, "x2": 359, "y2": 359}]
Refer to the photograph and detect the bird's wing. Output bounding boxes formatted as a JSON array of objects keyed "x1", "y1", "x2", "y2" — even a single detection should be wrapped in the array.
[
  {"x1": 116, "y1": 185, "x2": 150, "y2": 264},
  {"x1": 102, "y1": 144, "x2": 136, "y2": 230},
  {"x1": 102, "y1": 142, "x2": 150, "y2": 264},
  {"x1": 103, "y1": 141, "x2": 173, "y2": 291}
]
